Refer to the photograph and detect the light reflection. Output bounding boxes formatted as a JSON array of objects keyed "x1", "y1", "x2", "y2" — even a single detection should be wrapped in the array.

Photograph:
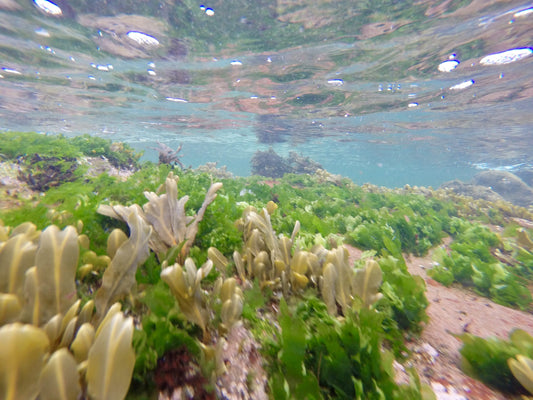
[
  {"x1": 0, "y1": 0, "x2": 530, "y2": 188},
  {"x1": 33, "y1": 0, "x2": 62, "y2": 16},
  {"x1": 480, "y1": 48, "x2": 532, "y2": 65},
  {"x1": 166, "y1": 97, "x2": 188, "y2": 103},
  {"x1": 126, "y1": 31, "x2": 160, "y2": 47},
  {"x1": 438, "y1": 60, "x2": 459, "y2": 72},
  {"x1": 449, "y1": 80, "x2": 474, "y2": 90},
  {"x1": 35, "y1": 27, "x2": 50, "y2": 37},
  {"x1": 1, "y1": 67, "x2": 21, "y2": 75},
  {"x1": 90, "y1": 63, "x2": 113, "y2": 72},
  {"x1": 514, "y1": 7, "x2": 533, "y2": 18},
  {"x1": 327, "y1": 79, "x2": 344, "y2": 86}
]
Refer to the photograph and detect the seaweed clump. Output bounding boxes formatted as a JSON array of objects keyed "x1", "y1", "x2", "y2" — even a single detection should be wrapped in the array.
[
  {"x1": 18, "y1": 154, "x2": 79, "y2": 191},
  {"x1": 456, "y1": 329, "x2": 533, "y2": 395},
  {"x1": 251, "y1": 148, "x2": 322, "y2": 178},
  {"x1": 0, "y1": 132, "x2": 142, "y2": 192}
]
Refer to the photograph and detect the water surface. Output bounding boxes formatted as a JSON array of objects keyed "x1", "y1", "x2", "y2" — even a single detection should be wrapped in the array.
[{"x1": 1, "y1": 0, "x2": 532, "y2": 187}]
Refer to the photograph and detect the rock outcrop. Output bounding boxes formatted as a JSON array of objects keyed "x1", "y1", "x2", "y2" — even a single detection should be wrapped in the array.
[{"x1": 441, "y1": 170, "x2": 533, "y2": 208}]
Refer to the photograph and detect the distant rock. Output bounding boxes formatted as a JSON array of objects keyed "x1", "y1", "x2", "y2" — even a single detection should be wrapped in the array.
[
  {"x1": 515, "y1": 168, "x2": 533, "y2": 187},
  {"x1": 441, "y1": 170, "x2": 533, "y2": 208},
  {"x1": 472, "y1": 171, "x2": 533, "y2": 207},
  {"x1": 440, "y1": 180, "x2": 505, "y2": 203}
]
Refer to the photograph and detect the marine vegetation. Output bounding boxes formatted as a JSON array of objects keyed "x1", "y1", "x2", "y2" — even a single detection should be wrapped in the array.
[
  {"x1": 456, "y1": 329, "x2": 533, "y2": 395},
  {"x1": 0, "y1": 131, "x2": 532, "y2": 399},
  {"x1": 96, "y1": 171, "x2": 222, "y2": 264},
  {"x1": 0, "y1": 131, "x2": 140, "y2": 172},
  {"x1": 429, "y1": 218, "x2": 532, "y2": 309},
  {"x1": 18, "y1": 154, "x2": 79, "y2": 191},
  {"x1": 250, "y1": 148, "x2": 323, "y2": 178},
  {"x1": 0, "y1": 218, "x2": 145, "y2": 400}
]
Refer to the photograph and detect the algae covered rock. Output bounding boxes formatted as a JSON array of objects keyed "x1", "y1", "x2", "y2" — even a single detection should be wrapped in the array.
[
  {"x1": 250, "y1": 148, "x2": 323, "y2": 178},
  {"x1": 440, "y1": 179, "x2": 505, "y2": 203},
  {"x1": 472, "y1": 170, "x2": 533, "y2": 208},
  {"x1": 441, "y1": 170, "x2": 533, "y2": 208}
]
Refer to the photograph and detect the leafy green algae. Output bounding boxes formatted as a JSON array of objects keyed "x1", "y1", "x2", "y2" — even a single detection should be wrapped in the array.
[{"x1": 267, "y1": 297, "x2": 428, "y2": 400}]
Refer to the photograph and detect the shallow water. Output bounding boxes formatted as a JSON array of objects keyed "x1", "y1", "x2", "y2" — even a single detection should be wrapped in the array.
[{"x1": 0, "y1": 0, "x2": 532, "y2": 187}]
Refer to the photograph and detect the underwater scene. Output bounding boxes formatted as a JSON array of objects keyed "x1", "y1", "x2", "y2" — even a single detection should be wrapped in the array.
[{"x1": 1, "y1": 1, "x2": 533, "y2": 399}]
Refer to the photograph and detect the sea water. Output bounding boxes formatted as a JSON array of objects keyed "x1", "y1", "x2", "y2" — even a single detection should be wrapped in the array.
[{"x1": 0, "y1": 0, "x2": 532, "y2": 187}]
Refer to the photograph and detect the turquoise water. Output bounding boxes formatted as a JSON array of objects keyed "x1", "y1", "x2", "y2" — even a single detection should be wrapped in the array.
[{"x1": 0, "y1": 0, "x2": 532, "y2": 187}]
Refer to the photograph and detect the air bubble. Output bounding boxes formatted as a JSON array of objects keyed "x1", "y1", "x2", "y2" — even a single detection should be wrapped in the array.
[
  {"x1": 438, "y1": 60, "x2": 460, "y2": 72},
  {"x1": 480, "y1": 48, "x2": 532, "y2": 65},
  {"x1": 33, "y1": 0, "x2": 62, "y2": 16}
]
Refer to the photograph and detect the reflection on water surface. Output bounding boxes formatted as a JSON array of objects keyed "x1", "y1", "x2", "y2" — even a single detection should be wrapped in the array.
[{"x1": 0, "y1": 0, "x2": 532, "y2": 187}]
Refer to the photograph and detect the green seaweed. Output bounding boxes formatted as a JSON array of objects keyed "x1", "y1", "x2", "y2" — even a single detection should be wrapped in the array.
[
  {"x1": 456, "y1": 331, "x2": 528, "y2": 393},
  {"x1": 429, "y1": 219, "x2": 532, "y2": 309},
  {"x1": 267, "y1": 297, "x2": 430, "y2": 400},
  {"x1": 377, "y1": 255, "x2": 428, "y2": 333},
  {"x1": 131, "y1": 281, "x2": 200, "y2": 394}
]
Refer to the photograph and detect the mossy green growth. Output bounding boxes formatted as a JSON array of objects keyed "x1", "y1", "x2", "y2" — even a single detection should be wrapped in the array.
[
  {"x1": 0, "y1": 131, "x2": 140, "y2": 170},
  {"x1": 2, "y1": 131, "x2": 533, "y2": 398},
  {"x1": 0, "y1": 163, "x2": 174, "y2": 254},
  {"x1": 70, "y1": 134, "x2": 141, "y2": 169},
  {"x1": 0, "y1": 131, "x2": 80, "y2": 159},
  {"x1": 0, "y1": 132, "x2": 141, "y2": 192}
]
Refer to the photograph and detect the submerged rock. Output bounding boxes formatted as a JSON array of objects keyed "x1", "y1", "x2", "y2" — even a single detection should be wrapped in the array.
[
  {"x1": 515, "y1": 168, "x2": 533, "y2": 187},
  {"x1": 441, "y1": 170, "x2": 533, "y2": 208},
  {"x1": 472, "y1": 171, "x2": 533, "y2": 208},
  {"x1": 439, "y1": 180, "x2": 504, "y2": 203}
]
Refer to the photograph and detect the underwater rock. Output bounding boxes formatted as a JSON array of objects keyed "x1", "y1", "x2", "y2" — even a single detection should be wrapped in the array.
[
  {"x1": 250, "y1": 148, "x2": 291, "y2": 178},
  {"x1": 441, "y1": 170, "x2": 533, "y2": 207},
  {"x1": 289, "y1": 151, "x2": 323, "y2": 174},
  {"x1": 82, "y1": 156, "x2": 135, "y2": 181},
  {"x1": 516, "y1": 168, "x2": 533, "y2": 188},
  {"x1": 251, "y1": 148, "x2": 323, "y2": 178},
  {"x1": 472, "y1": 170, "x2": 533, "y2": 208},
  {"x1": 439, "y1": 180, "x2": 504, "y2": 204}
]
